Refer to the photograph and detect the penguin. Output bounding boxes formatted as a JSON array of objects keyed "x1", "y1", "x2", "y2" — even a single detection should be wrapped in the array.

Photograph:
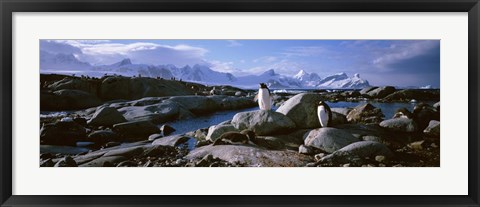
[
  {"x1": 212, "y1": 129, "x2": 256, "y2": 146},
  {"x1": 254, "y1": 83, "x2": 273, "y2": 110},
  {"x1": 317, "y1": 101, "x2": 332, "y2": 127},
  {"x1": 392, "y1": 107, "x2": 414, "y2": 119}
]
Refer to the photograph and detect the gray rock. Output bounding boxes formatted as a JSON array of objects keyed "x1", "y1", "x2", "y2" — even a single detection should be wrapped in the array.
[
  {"x1": 366, "y1": 86, "x2": 396, "y2": 98},
  {"x1": 186, "y1": 145, "x2": 312, "y2": 167},
  {"x1": 87, "y1": 106, "x2": 127, "y2": 126},
  {"x1": 210, "y1": 96, "x2": 256, "y2": 110},
  {"x1": 41, "y1": 89, "x2": 102, "y2": 110},
  {"x1": 113, "y1": 120, "x2": 160, "y2": 140},
  {"x1": 235, "y1": 91, "x2": 244, "y2": 96},
  {"x1": 433, "y1": 102, "x2": 440, "y2": 111},
  {"x1": 79, "y1": 156, "x2": 127, "y2": 167},
  {"x1": 304, "y1": 127, "x2": 359, "y2": 153},
  {"x1": 276, "y1": 93, "x2": 323, "y2": 129},
  {"x1": 231, "y1": 110, "x2": 296, "y2": 136},
  {"x1": 298, "y1": 145, "x2": 315, "y2": 155},
  {"x1": 88, "y1": 130, "x2": 119, "y2": 144},
  {"x1": 319, "y1": 141, "x2": 394, "y2": 164},
  {"x1": 169, "y1": 96, "x2": 218, "y2": 114},
  {"x1": 331, "y1": 108, "x2": 352, "y2": 116},
  {"x1": 152, "y1": 135, "x2": 192, "y2": 147},
  {"x1": 346, "y1": 103, "x2": 384, "y2": 124},
  {"x1": 379, "y1": 118, "x2": 417, "y2": 132},
  {"x1": 206, "y1": 124, "x2": 239, "y2": 141},
  {"x1": 360, "y1": 86, "x2": 379, "y2": 95},
  {"x1": 40, "y1": 159, "x2": 54, "y2": 167},
  {"x1": 40, "y1": 121, "x2": 87, "y2": 146},
  {"x1": 148, "y1": 133, "x2": 163, "y2": 141},
  {"x1": 54, "y1": 156, "x2": 77, "y2": 167},
  {"x1": 118, "y1": 101, "x2": 184, "y2": 124},
  {"x1": 331, "y1": 112, "x2": 348, "y2": 126},
  {"x1": 423, "y1": 120, "x2": 440, "y2": 137},
  {"x1": 103, "y1": 146, "x2": 144, "y2": 158},
  {"x1": 160, "y1": 124, "x2": 176, "y2": 136}
]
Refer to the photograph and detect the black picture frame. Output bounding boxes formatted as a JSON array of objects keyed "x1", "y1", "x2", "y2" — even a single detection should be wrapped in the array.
[{"x1": 1, "y1": 0, "x2": 479, "y2": 206}]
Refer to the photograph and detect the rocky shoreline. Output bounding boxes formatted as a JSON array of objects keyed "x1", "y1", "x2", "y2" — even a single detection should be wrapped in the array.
[{"x1": 40, "y1": 74, "x2": 440, "y2": 167}]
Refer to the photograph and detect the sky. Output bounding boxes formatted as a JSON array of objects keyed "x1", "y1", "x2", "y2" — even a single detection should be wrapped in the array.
[{"x1": 40, "y1": 39, "x2": 440, "y2": 87}]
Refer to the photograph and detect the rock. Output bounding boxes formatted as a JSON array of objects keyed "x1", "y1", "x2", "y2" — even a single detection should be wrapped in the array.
[
  {"x1": 152, "y1": 135, "x2": 192, "y2": 147},
  {"x1": 113, "y1": 120, "x2": 160, "y2": 140},
  {"x1": 384, "y1": 89, "x2": 440, "y2": 102},
  {"x1": 48, "y1": 78, "x2": 97, "y2": 94},
  {"x1": 169, "y1": 96, "x2": 218, "y2": 114},
  {"x1": 276, "y1": 93, "x2": 323, "y2": 128},
  {"x1": 116, "y1": 160, "x2": 138, "y2": 167},
  {"x1": 40, "y1": 159, "x2": 54, "y2": 167},
  {"x1": 87, "y1": 106, "x2": 127, "y2": 126},
  {"x1": 231, "y1": 110, "x2": 296, "y2": 136},
  {"x1": 210, "y1": 96, "x2": 256, "y2": 110},
  {"x1": 331, "y1": 112, "x2": 348, "y2": 126},
  {"x1": 433, "y1": 102, "x2": 440, "y2": 111},
  {"x1": 252, "y1": 136, "x2": 286, "y2": 150},
  {"x1": 346, "y1": 103, "x2": 384, "y2": 124},
  {"x1": 40, "y1": 121, "x2": 87, "y2": 146},
  {"x1": 105, "y1": 142, "x2": 121, "y2": 148},
  {"x1": 235, "y1": 91, "x2": 244, "y2": 96},
  {"x1": 423, "y1": 120, "x2": 440, "y2": 137},
  {"x1": 331, "y1": 108, "x2": 352, "y2": 116},
  {"x1": 360, "y1": 86, "x2": 378, "y2": 95},
  {"x1": 314, "y1": 153, "x2": 326, "y2": 161},
  {"x1": 41, "y1": 89, "x2": 102, "y2": 110},
  {"x1": 409, "y1": 140, "x2": 425, "y2": 150},
  {"x1": 88, "y1": 130, "x2": 119, "y2": 144},
  {"x1": 54, "y1": 156, "x2": 77, "y2": 167},
  {"x1": 366, "y1": 86, "x2": 396, "y2": 98},
  {"x1": 375, "y1": 155, "x2": 386, "y2": 163},
  {"x1": 118, "y1": 101, "x2": 184, "y2": 124},
  {"x1": 186, "y1": 145, "x2": 312, "y2": 167},
  {"x1": 99, "y1": 76, "x2": 192, "y2": 101},
  {"x1": 73, "y1": 117, "x2": 87, "y2": 126},
  {"x1": 413, "y1": 103, "x2": 440, "y2": 131},
  {"x1": 206, "y1": 124, "x2": 238, "y2": 142},
  {"x1": 79, "y1": 156, "x2": 127, "y2": 167},
  {"x1": 379, "y1": 118, "x2": 418, "y2": 133},
  {"x1": 304, "y1": 127, "x2": 359, "y2": 153},
  {"x1": 148, "y1": 133, "x2": 163, "y2": 141},
  {"x1": 319, "y1": 141, "x2": 394, "y2": 164},
  {"x1": 160, "y1": 124, "x2": 176, "y2": 136},
  {"x1": 298, "y1": 145, "x2": 316, "y2": 155},
  {"x1": 103, "y1": 146, "x2": 144, "y2": 158}
]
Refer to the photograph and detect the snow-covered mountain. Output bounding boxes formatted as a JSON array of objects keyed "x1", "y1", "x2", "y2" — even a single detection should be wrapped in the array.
[
  {"x1": 40, "y1": 51, "x2": 92, "y2": 70},
  {"x1": 40, "y1": 54, "x2": 371, "y2": 89},
  {"x1": 293, "y1": 70, "x2": 322, "y2": 87},
  {"x1": 316, "y1": 72, "x2": 370, "y2": 89}
]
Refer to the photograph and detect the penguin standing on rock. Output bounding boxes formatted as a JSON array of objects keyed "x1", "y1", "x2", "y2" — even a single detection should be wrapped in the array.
[
  {"x1": 254, "y1": 83, "x2": 273, "y2": 110},
  {"x1": 317, "y1": 101, "x2": 332, "y2": 127}
]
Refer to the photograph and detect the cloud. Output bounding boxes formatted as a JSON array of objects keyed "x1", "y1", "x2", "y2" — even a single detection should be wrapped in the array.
[
  {"x1": 244, "y1": 59, "x2": 304, "y2": 76},
  {"x1": 371, "y1": 41, "x2": 439, "y2": 69},
  {"x1": 208, "y1": 60, "x2": 236, "y2": 73},
  {"x1": 226, "y1": 40, "x2": 242, "y2": 47},
  {"x1": 253, "y1": 56, "x2": 278, "y2": 63},
  {"x1": 40, "y1": 40, "x2": 83, "y2": 55},
  {"x1": 41, "y1": 40, "x2": 209, "y2": 66},
  {"x1": 281, "y1": 46, "x2": 327, "y2": 57}
]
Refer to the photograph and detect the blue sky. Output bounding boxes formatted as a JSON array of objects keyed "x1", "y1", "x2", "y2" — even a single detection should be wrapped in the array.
[{"x1": 40, "y1": 39, "x2": 440, "y2": 87}]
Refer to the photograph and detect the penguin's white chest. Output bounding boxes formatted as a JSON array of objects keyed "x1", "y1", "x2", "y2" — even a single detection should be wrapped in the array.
[
  {"x1": 317, "y1": 105, "x2": 329, "y2": 127},
  {"x1": 258, "y1": 88, "x2": 272, "y2": 110}
]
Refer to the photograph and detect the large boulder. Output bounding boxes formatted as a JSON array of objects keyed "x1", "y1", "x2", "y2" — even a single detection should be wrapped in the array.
[
  {"x1": 169, "y1": 96, "x2": 218, "y2": 114},
  {"x1": 88, "y1": 130, "x2": 119, "y2": 145},
  {"x1": 346, "y1": 103, "x2": 384, "y2": 124},
  {"x1": 209, "y1": 96, "x2": 256, "y2": 110},
  {"x1": 423, "y1": 120, "x2": 440, "y2": 137},
  {"x1": 99, "y1": 76, "x2": 192, "y2": 100},
  {"x1": 186, "y1": 145, "x2": 312, "y2": 167},
  {"x1": 40, "y1": 121, "x2": 87, "y2": 146},
  {"x1": 118, "y1": 101, "x2": 189, "y2": 123},
  {"x1": 276, "y1": 93, "x2": 323, "y2": 128},
  {"x1": 87, "y1": 106, "x2": 127, "y2": 126},
  {"x1": 384, "y1": 89, "x2": 440, "y2": 102},
  {"x1": 48, "y1": 78, "x2": 98, "y2": 95},
  {"x1": 360, "y1": 86, "x2": 378, "y2": 95},
  {"x1": 304, "y1": 127, "x2": 359, "y2": 153},
  {"x1": 206, "y1": 124, "x2": 239, "y2": 141},
  {"x1": 41, "y1": 89, "x2": 102, "y2": 110},
  {"x1": 331, "y1": 112, "x2": 348, "y2": 126},
  {"x1": 379, "y1": 118, "x2": 417, "y2": 133},
  {"x1": 331, "y1": 108, "x2": 352, "y2": 116},
  {"x1": 231, "y1": 110, "x2": 296, "y2": 136},
  {"x1": 112, "y1": 120, "x2": 160, "y2": 140},
  {"x1": 366, "y1": 86, "x2": 396, "y2": 98},
  {"x1": 319, "y1": 141, "x2": 394, "y2": 164},
  {"x1": 151, "y1": 135, "x2": 193, "y2": 147}
]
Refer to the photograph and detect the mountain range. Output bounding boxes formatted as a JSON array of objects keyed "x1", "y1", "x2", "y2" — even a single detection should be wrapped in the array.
[{"x1": 40, "y1": 51, "x2": 371, "y2": 89}]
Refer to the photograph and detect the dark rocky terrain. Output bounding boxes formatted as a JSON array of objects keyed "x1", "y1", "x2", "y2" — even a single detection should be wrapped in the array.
[{"x1": 40, "y1": 74, "x2": 440, "y2": 167}]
